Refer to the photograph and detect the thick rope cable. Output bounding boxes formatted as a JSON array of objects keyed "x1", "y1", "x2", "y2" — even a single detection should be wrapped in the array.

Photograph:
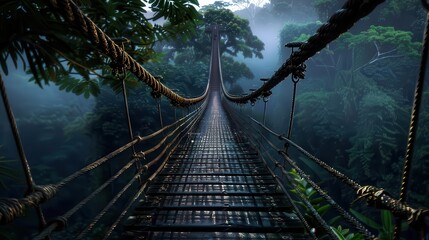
[
  {"x1": 231, "y1": 106, "x2": 372, "y2": 239},
  {"x1": 221, "y1": 0, "x2": 384, "y2": 103},
  {"x1": 34, "y1": 106, "x2": 205, "y2": 240},
  {"x1": 278, "y1": 152, "x2": 376, "y2": 239},
  {"x1": 34, "y1": 102, "x2": 206, "y2": 239},
  {"x1": 76, "y1": 107, "x2": 204, "y2": 238},
  {"x1": 245, "y1": 115, "x2": 428, "y2": 227},
  {"x1": 0, "y1": 106, "x2": 201, "y2": 225},
  {"x1": 244, "y1": 126, "x2": 332, "y2": 239},
  {"x1": 57, "y1": 105, "x2": 200, "y2": 187},
  {"x1": 259, "y1": 149, "x2": 318, "y2": 239},
  {"x1": 224, "y1": 101, "x2": 317, "y2": 239},
  {"x1": 76, "y1": 165, "x2": 142, "y2": 239},
  {"x1": 394, "y1": 7, "x2": 429, "y2": 240},
  {"x1": 34, "y1": 157, "x2": 142, "y2": 240},
  {"x1": 121, "y1": 80, "x2": 136, "y2": 151},
  {"x1": 0, "y1": 73, "x2": 47, "y2": 228},
  {"x1": 286, "y1": 81, "x2": 298, "y2": 140},
  {"x1": 156, "y1": 98, "x2": 165, "y2": 129},
  {"x1": 249, "y1": 115, "x2": 361, "y2": 190},
  {"x1": 77, "y1": 103, "x2": 206, "y2": 238},
  {"x1": 101, "y1": 103, "x2": 205, "y2": 240},
  {"x1": 44, "y1": 0, "x2": 209, "y2": 106}
]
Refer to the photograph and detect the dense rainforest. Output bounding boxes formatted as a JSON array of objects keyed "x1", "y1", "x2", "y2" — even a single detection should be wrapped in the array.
[{"x1": 0, "y1": 0, "x2": 428, "y2": 239}]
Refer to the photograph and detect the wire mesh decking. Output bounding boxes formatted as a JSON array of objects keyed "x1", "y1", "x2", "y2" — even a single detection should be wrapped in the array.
[{"x1": 122, "y1": 94, "x2": 309, "y2": 239}]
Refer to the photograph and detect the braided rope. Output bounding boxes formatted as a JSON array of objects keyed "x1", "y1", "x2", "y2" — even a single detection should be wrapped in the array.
[
  {"x1": 249, "y1": 116, "x2": 361, "y2": 190},
  {"x1": 34, "y1": 100, "x2": 207, "y2": 239},
  {"x1": 45, "y1": 0, "x2": 209, "y2": 106},
  {"x1": 242, "y1": 113, "x2": 428, "y2": 228},
  {"x1": 234, "y1": 108, "x2": 372, "y2": 239},
  {"x1": 0, "y1": 185, "x2": 56, "y2": 225},
  {"x1": 394, "y1": 10, "x2": 429, "y2": 239},
  {"x1": 78, "y1": 107, "x2": 203, "y2": 238},
  {"x1": 242, "y1": 124, "x2": 332, "y2": 239},
  {"x1": 222, "y1": 0, "x2": 385, "y2": 103},
  {"x1": 278, "y1": 152, "x2": 376, "y2": 239},
  {"x1": 101, "y1": 102, "x2": 206, "y2": 240},
  {"x1": 224, "y1": 102, "x2": 318, "y2": 239},
  {"x1": 0, "y1": 106, "x2": 201, "y2": 225},
  {"x1": 0, "y1": 73, "x2": 48, "y2": 229},
  {"x1": 226, "y1": 100, "x2": 429, "y2": 236}
]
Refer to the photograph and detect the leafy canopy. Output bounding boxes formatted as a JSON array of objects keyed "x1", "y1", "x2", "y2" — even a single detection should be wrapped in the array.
[
  {"x1": 341, "y1": 26, "x2": 421, "y2": 57},
  {"x1": 203, "y1": 8, "x2": 264, "y2": 59},
  {"x1": 0, "y1": 0, "x2": 201, "y2": 97}
]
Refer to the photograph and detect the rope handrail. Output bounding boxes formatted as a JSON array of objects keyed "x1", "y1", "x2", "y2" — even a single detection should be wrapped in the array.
[
  {"x1": 240, "y1": 113, "x2": 428, "y2": 228},
  {"x1": 278, "y1": 151, "x2": 376, "y2": 239},
  {"x1": 228, "y1": 107, "x2": 369, "y2": 239},
  {"x1": 229, "y1": 111, "x2": 317, "y2": 239},
  {"x1": 76, "y1": 104, "x2": 206, "y2": 239},
  {"x1": 101, "y1": 103, "x2": 205, "y2": 240},
  {"x1": 221, "y1": 0, "x2": 385, "y2": 103},
  {"x1": 44, "y1": 0, "x2": 210, "y2": 106},
  {"x1": 0, "y1": 102, "x2": 203, "y2": 225},
  {"x1": 33, "y1": 99, "x2": 208, "y2": 240},
  {"x1": 0, "y1": 73, "x2": 47, "y2": 228},
  {"x1": 394, "y1": 5, "x2": 429, "y2": 239}
]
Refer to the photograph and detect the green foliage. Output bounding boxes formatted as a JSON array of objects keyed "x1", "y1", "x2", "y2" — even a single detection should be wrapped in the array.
[
  {"x1": 350, "y1": 209, "x2": 401, "y2": 240},
  {"x1": 0, "y1": 0, "x2": 201, "y2": 96},
  {"x1": 288, "y1": 169, "x2": 332, "y2": 228},
  {"x1": 279, "y1": 22, "x2": 322, "y2": 60},
  {"x1": 341, "y1": 26, "x2": 421, "y2": 58},
  {"x1": 330, "y1": 225, "x2": 364, "y2": 240},
  {"x1": 287, "y1": 21, "x2": 422, "y2": 197},
  {"x1": 295, "y1": 91, "x2": 344, "y2": 142},
  {"x1": 313, "y1": 0, "x2": 342, "y2": 21},
  {"x1": 347, "y1": 90, "x2": 404, "y2": 179},
  {"x1": 166, "y1": 7, "x2": 263, "y2": 86},
  {"x1": 200, "y1": 1, "x2": 232, "y2": 11},
  {"x1": 287, "y1": 169, "x2": 366, "y2": 239},
  {"x1": 203, "y1": 8, "x2": 264, "y2": 59},
  {"x1": 221, "y1": 56, "x2": 254, "y2": 84}
]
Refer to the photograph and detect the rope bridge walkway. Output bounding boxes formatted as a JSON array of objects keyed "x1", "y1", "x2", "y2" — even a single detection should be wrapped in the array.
[
  {"x1": 122, "y1": 94, "x2": 308, "y2": 239},
  {"x1": 0, "y1": 0, "x2": 428, "y2": 239}
]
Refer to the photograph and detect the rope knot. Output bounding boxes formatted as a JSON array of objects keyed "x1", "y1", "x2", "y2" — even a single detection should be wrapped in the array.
[
  {"x1": 262, "y1": 90, "x2": 272, "y2": 102},
  {"x1": 134, "y1": 135, "x2": 143, "y2": 142},
  {"x1": 355, "y1": 185, "x2": 385, "y2": 206},
  {"x1": 0, "y1": 198, "x2": 25, "y2": 224},
  {"x1": 250, "y1": 98, "x2": 257, "y2": 106},
  {"x1": 133, "y1": 151, "x2": 145, "y2": 159},
  {"x1": 33, "y1": 184, "x2": 58, "y2": 202},
  {"x1": 291, "y1": 63, "x2": 306, "y2": 82}
]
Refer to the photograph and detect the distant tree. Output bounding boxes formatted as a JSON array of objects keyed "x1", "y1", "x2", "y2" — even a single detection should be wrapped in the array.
[
  {"x1": 200, "y1": 1, "x2": 232, "y2": 11},
  {"x1": 313, "y1": 0, "x2": 342, "y2": 21},
  {"x1": 232, "y1": 0, "x2": 266, "y2": 26},
  {"x1": 341, "y1": 26, "x2": 421, "y2": 71},
  {"x1": 167, "y1": 8, "x2": 264, "y2": 85},
  {"x1": 269, "y1": 0, "x2": 315, "y2": 17},
  {"x1": 203, "y1": 9, "x2": 264, "y2": 59}
]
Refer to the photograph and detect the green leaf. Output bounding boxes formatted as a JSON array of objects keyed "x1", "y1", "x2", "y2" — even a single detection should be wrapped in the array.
[
  {"x1": 381, "y1": 210, "x2": 394, "y2": 240},
  {"x1": 350, "y1": 209, "x2": 381, "y2": 230},
  {"x1": 317, "y1": 204, "x2": 331, "y2": 216},
  {"x1": 331, "y1": 226, "x2": 347, "y2": 240}
]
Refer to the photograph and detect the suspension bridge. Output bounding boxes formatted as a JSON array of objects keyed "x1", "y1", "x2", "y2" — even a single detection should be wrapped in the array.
[{"x1": 0, "y1": 0, "x2": 428, "y2": 239}]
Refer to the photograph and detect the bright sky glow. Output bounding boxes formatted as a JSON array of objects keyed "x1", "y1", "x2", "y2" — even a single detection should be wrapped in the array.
[{"x1": 198, "y1": 0, "x2": 270, "y2": 10}]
